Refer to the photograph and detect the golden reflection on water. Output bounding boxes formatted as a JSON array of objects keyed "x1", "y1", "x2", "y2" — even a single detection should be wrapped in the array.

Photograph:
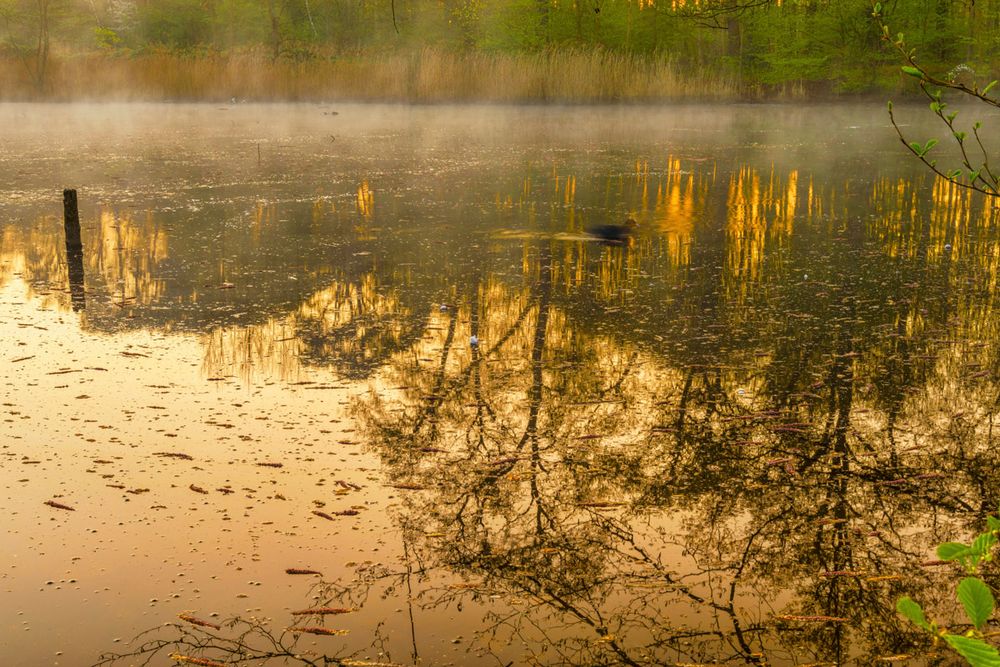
[
  {"x1": 200, "y1": 267, "x2": 419, "y2": 385},
  {"x1": 0, "y1": 205, "x2": 169, "y2": 310},
  {"x1": 2, "y1": 156, "x2": 997, "y2": 416},
  {"x1": 356, "y1": 179, "x2": 374, "y2": 218},
  {"x1": 92, "y1": 207, "x2": 169, "y2": 305}
]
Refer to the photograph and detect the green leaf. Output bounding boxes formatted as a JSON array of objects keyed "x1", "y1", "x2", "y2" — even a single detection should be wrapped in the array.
[
  {"x1": 931, "y1": 101, "x2": 941, "y2": 112},
  {"x1": 897, "y1": 596, "x2": 932, "y2": 631},
  {"x1": 924, "y1": 139, "x2": 938, "y2": 152},
  {"x1": 902, "y1": 65, "x2": 924, "y2": 79},
  {"x1": 939, "y1": 542, "x2": 971, "y2": 560},
  {"x1": 987, "y1": 515, "x2": 1000, "y2": 532},
  {"x1": 955, "y1": 131, "x2": 967, "y2": 142},
  {"x1": 943, "y1": 634, "x2": 1000, "y2": 667},
  {"x1": 909, "y1": 141, "x2": 924, "y2": 155},
  {"x1": 949, "y1": 169, "x2": 963, "y2": 179},
  {"x1": 984, "y1": 80, "x2": 998, "y2": 96},
  {"x1": 972, "y1": 532, "x2": 998, "y2": 560},
  {"x1": 874, "y1": 1, "x2": 882, "y2": 12},
  {"x1": 957, "y1": 577, "x2": 995, "y2": 630},
  {"x1": 947, "y1": 112, "x2": 958, "y2": 122}
]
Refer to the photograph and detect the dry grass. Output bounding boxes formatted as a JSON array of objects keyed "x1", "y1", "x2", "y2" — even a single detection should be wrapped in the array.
[{"x1": 0, "y1": 48, "x2": 739, "y2": 102}]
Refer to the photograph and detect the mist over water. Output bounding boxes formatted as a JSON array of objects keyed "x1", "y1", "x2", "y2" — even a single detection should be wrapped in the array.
[{"x1": 1, "y1": 102, "x2": 998, "y2": 666}]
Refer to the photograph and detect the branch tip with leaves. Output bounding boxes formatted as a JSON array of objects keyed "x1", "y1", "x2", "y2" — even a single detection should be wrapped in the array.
[{"x1": 873, "y1": 1, "x2": 1000, "y2": 197}]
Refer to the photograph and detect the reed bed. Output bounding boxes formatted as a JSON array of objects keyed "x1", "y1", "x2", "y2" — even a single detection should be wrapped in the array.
[{"x1": 0, "y1": 48, "x2": 739, "y2": 102}]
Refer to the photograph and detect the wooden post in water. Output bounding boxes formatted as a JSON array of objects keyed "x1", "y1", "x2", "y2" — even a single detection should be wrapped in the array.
[
  {"x1": 63, "y1": 189, "x2": 86, "y2": 311},
  {"x1": 63, "y1": 189, "x2": 82, "y2": 252}
]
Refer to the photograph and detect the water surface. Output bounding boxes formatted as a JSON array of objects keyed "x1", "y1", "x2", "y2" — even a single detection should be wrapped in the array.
[{"x1": 1, "y1": 102, "x2": 999, "y2": 666}]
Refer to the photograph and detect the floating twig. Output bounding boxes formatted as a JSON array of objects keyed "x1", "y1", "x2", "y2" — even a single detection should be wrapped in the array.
[
  {"x1": 44, "y1": 500, "x2": 75, "y2": 511},
  {"x1": 169, "y1": 655, "x2": 225, "y2": 667},
  {"x1": 286, "y1": 626, "x2": 347, "y2": 636},
  {"x1": 813, "y1": 518, "x2": 847, "y2": 526},
  {"x1": 290, "y1": 607, "x2": 353, "y2": 616},
  {"x1": 155, "y1": 452, "x2": 194, "y2": 461},
  {"x1": 178, "y1": 614, "x2": 221, "y2": 630}
]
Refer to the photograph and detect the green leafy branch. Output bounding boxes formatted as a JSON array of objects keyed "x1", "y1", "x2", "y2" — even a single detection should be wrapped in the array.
[
  {"x1": 897, "y1": 511, "x2": 1000, "y2": 666},
  {"x1": 872, "y1": 1, "x2": 1000, "y2": 197}
]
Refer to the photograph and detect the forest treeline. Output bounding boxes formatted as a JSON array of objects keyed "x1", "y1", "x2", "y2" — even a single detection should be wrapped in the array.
[{"x1": 0, "y1": 0, "x2": 993, "y2": 101}]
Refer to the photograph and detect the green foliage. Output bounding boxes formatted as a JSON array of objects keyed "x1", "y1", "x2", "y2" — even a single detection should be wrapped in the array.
[
  {"x1": 94, "y1": 26, "x2": 121, "y2": 51},
  {"x1": 957, "y1": 578, "x2": 995, "y2": 630},
  {"x1": 137, "y1": 0, "x2": 212, "y2": 50},
  {"x1": 1, "y1": 0, "x2": 999, "y2": 96},
  {"x1": 897, "y1": 509, "x2": 1000, "y2": 666},
  {"x1": 896, "y1": 596, "x2": 931, "y2": 631},
  {"x1": 875, "y1": 0, "x2": 1000, "y2": 197},
  {"x1": 943, "y1": 635, "x2": 1000, "y2": 667},
  {"x1": 908, "y1": 138, "x2": 938, "y2": 157},
  {"x1": 211, "y1": 0, "x2": 270, "y2": 49}
]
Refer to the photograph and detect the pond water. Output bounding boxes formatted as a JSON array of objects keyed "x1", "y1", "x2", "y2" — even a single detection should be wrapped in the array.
[{"x1": 1, "y1": 102, "x2": 998, "y2": 666}]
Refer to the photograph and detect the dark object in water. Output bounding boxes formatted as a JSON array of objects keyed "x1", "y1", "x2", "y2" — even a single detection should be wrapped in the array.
[
  {"x1": 587, "y1": 218, "x2": 637, "y2": 243},
  {"x1": 63, "y1": 189, "x2": 86, "y2": 311}
]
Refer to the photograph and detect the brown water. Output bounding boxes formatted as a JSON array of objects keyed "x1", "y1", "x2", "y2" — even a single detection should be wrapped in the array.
[{"x1": 1, "y1": 102, "x2": 998, "y2": 666}]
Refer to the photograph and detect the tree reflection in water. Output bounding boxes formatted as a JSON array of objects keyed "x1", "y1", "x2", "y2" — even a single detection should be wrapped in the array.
[
  {"x1": 349, "y1": 184, "x2": 999, "y2": 662},
  {"x1": 49, "y1": 157, "x2": 1000, "y2": 665}
]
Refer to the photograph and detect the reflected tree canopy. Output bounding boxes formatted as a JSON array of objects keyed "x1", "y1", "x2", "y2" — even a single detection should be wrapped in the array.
[{"x1": 350, "y1": 161, "x2": 1000, "y2": 664}]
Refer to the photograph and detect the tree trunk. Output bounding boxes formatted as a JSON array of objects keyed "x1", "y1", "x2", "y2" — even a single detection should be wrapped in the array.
[
  {"x1": 537, "y1": 0, "x2": 549, "y2": 46},
  {"x1": 968, "y1": 0, "x2": 975, "y2": 61},
  {"x1": 35, "y1": 0, "x2": 51, "y2": 92},
  {"x1": 266, "y1": 0, "x2": 281, "y2": 60},
  {"x1": 574, "y1": 0, "x2": 582, "y2": 42},
  {"x1": 726, "y1": 15, "x2": 742, "y2": 87}
]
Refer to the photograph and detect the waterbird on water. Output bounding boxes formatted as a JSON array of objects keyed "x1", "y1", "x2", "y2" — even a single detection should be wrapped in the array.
[{"x1": 586, "y1": 218, "x2": 638, "y2": 243}]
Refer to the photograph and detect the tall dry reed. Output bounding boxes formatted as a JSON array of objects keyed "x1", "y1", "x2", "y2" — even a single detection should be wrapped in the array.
[{"x1": 0, "y1": 48, "x2": 739, "y2": 102}]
